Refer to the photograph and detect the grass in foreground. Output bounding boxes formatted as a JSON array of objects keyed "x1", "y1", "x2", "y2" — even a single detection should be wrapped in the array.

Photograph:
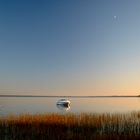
[{"x1": 0, "y1": 112, "x2": 140, "y2": 140}]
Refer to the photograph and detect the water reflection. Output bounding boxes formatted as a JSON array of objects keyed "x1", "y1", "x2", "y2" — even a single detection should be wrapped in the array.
[
  {"x1": 56, "y1": 103, "x2": 70, "y2": 111},
  {"x1": 0, "y1": 97, "x2": 140, "y2": 116},
  {"x1": 0, "y1": 105, "x2": 4, "y2": 116}
]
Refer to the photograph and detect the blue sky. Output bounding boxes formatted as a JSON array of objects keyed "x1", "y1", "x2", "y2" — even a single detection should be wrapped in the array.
[{"x1": 0, "y1": 0, "x2": 140, "y2": 95}]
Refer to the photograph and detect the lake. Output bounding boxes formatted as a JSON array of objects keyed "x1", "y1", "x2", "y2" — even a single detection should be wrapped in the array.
[{"x1": 0, "y1": 97, "x2": 140, "y2": 117}]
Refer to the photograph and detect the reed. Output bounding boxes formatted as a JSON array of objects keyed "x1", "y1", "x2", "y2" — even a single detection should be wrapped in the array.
[{"x1": 0, "y1": 111, "x2": 140, "y2": 140}]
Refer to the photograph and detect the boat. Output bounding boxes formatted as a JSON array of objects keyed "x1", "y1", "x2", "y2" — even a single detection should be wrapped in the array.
[{"x1": 56, "y1": 99, "x2": 70, "y2": 107}]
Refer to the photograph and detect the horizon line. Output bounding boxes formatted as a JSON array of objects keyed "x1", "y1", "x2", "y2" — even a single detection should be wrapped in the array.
[{"x1": 0, "y1": 95, "x2": 140, "y2": 98}]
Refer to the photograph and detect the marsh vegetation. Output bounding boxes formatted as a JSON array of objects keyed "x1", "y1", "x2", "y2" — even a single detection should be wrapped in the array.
[{"x1": 0, "y1": 112, "x2": 140, "y2": 140}]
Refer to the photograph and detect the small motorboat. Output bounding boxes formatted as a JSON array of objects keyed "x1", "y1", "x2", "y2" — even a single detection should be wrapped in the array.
[
  {"x1": 56, "y1": 99, "x2": 70, "y2": 111},
  {"x1": 56, "y1": 99, "x2": 70, "y2": 107}
]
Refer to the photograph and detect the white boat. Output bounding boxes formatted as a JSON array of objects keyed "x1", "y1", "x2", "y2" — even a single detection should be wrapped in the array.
[{"x1": 56, "y1": 99, "x2": 70, "y2": 107}]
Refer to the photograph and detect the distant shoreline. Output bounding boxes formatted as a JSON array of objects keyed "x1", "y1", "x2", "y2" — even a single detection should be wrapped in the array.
[{"x1": 0, "y1": 95, "x2": 140, "y2": 98}]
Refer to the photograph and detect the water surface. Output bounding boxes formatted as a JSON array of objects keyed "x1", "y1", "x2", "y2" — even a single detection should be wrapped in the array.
[{"x1": 0, "y1": 97, "x2": 140, "y2": 117}]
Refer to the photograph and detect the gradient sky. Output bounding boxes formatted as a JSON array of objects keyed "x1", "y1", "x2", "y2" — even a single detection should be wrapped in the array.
[{"x1": 0, "y1": 0, "x2": 140, "y2": 96}]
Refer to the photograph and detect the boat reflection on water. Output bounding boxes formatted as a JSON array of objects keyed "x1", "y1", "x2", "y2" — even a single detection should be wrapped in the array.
[{"x1": 56, "y1": 99, "x2": 70, "y2": 111}]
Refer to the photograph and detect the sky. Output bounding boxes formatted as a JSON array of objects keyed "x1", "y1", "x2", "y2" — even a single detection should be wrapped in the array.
[{"x1": 0, "y1": 0, "x2": 140, "y2": 96}]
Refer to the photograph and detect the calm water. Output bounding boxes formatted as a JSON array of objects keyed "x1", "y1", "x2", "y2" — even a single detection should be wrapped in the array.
[{"x1": 0, "y1": 97, "x2": 140, "y2": 117}]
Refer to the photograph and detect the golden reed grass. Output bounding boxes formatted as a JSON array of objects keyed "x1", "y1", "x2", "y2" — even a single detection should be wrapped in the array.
[{"x1": 0, "y1": 111, "x2": 140, "y2": 140}]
